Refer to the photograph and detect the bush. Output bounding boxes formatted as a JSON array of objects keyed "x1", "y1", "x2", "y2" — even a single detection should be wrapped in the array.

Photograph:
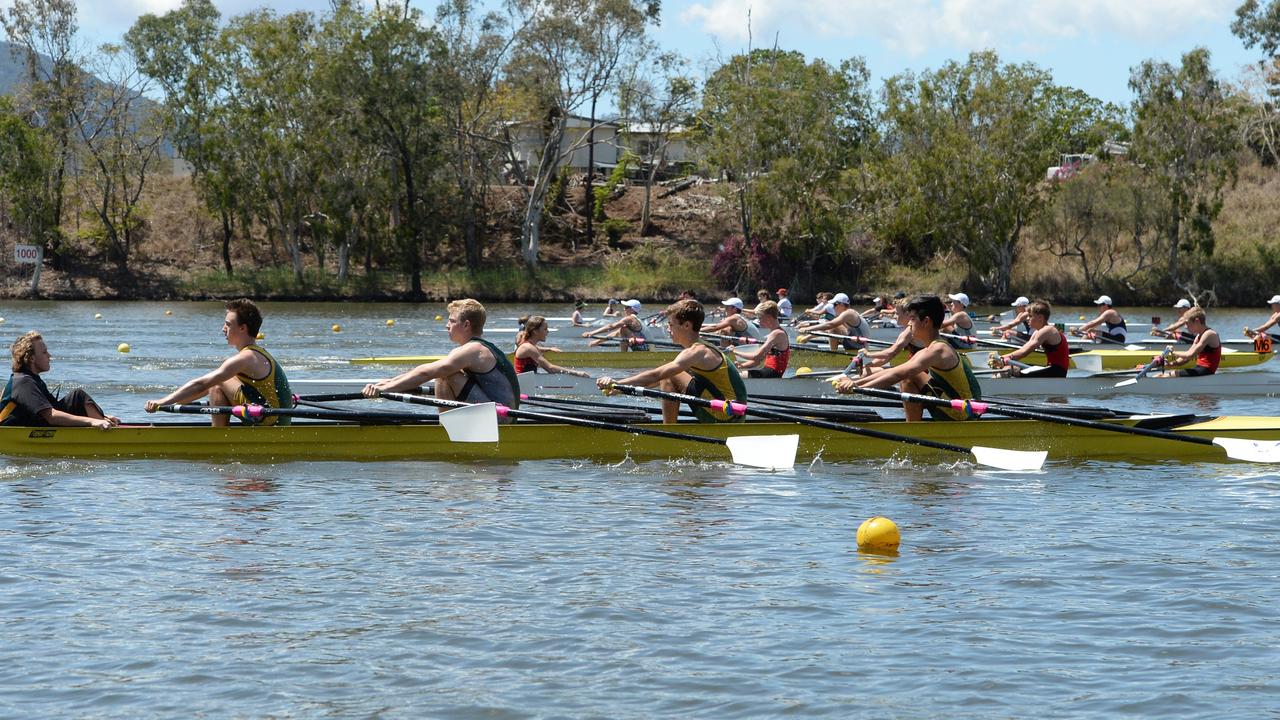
[{"x1": 602, "y1": 218, "x2": 630, "y2": 246}]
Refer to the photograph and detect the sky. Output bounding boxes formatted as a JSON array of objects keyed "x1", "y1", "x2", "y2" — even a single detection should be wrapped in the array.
[{"x1": 1, "y1": 0, "x2": 1265, "y2": 107}]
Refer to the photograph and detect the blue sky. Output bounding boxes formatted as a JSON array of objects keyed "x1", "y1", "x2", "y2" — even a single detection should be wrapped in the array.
[{"x1": 5, "y1": 0, "x2": 1264, "y2": 107}]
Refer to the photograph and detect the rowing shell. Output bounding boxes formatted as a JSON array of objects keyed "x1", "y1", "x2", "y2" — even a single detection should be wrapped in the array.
[
  {"x1": 294, "y1": 369, "x2": 1277, "y2": 399},
  {"x1": 3, "y1": 415, "x2": 1275, "y2": 464}
]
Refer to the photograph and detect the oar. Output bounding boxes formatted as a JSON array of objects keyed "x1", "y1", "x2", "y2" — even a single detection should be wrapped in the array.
[
  {"x1": 985, "y1": 352, "x2": 1054, "y2": 377},
  {"x1": 1113, "y1": 348, "x2": 1171, "y2": 388},
  {"x1": 939, "y1": 331, "x2": 1023, "y2": 350},
  {"x1": 604, "y1": 384, "x2": 1046, "y2": 471},
  {"x1": 796, "y1": 329, "x2": 895, "y2": 348},
  {"x1": 377, "y1": 392, "x2": 798, "y2": 470},
  {"x1": 846, "y1": 387, "x2": 1280, "y2": 463},
  {"x1": 157, "y1": 403, "x2": 437, "y2": 424}
]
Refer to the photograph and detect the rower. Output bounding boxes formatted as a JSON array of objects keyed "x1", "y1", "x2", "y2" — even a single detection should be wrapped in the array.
[
  {"x1": 514, "y1": 316, "x2": 590, "y2": 378},
  {"x1": 597, "y1": 299, "x2": 747, "y2": 424},
  {"x1": 992, "y1": 300, "x2": 1071, "y2": 378},
  {"x1": 1, "y1": 331, "x2": 118, "y2": 429},
  {"x1": 733, "y1": 301, "x2": 790, "y2": 378},
  {"x1": 775, "y1": 288, "x2": 792, "y2": 320},
  {"x1": 798, "y1": 293, "x2": 869, "y2": 351},
  {"x1": 703, "y1": 297, "x2": 763, "y2": 341},
  {"x1": 585, "y1": 299, "x2": 649, "y2": 350},
  {"x1": 145, "y1": 298, "x2": 293, "y2": 427},
  {"x1": 941, "y1": 292, "x2": 976, "y2": 348},
  {"x1": 602, "y1": 299, "x2": 622, "y2": 317},
  {"x1": 800, "y1": 292, "x2": 834, "y2": 322},
  {"x1": 1073, "y1": 294, "x2": 1127, "y2": 344},
  {"x1": 1152, "y1": 299, "x2": 1195, "y2": 343},
  {"x1": 570, "y1": 300, "x2": 590, "y2": 327},
  {"x1": 833, "y1": 294, "x2": 981, "y2": 421},
  {"x1": 858, "y1": 304, "x2": 923, "y2": 374},
  {"x1": 1244, "y1": 295, "x2": 1280, "y2": 340},
  {"x1": 361, "y1": 298, "x2": 520, "y2": 417},
  {"x1": 1156, "y1": 308, "x2": 1220, "y2": 377},
  {"x1": 991, "y1": 296, "x2": 1032, "y2": 341}
]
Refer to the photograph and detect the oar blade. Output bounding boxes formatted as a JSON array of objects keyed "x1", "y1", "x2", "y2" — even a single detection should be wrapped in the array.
[
  {"x1": 439, "y1": 402, "x2": 500, "y2": 443},
  {"x1": 1072, "y1": 354, "x2": 1103, "y2": 373},
  {"x1": 969, "y1": 446, "x2": 1047, "y2": 471},
  {"x1": 1212, "y1": 437, "x2": 1280, "y2": 463},
  {"x1": 1113, "y1": 378, "x2": 1139, "y2": 388},
  {"x1": 725, "y1": 434, "x2": 799, "y2": 470}
]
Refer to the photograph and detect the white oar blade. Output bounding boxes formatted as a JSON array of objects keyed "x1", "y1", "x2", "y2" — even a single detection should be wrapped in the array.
[
  {"x1": 1113, "y1": 378, "x2": 1139, "y2": 388},
  {"x1": 1072, "y1": 354, "x2": 1103, "y2": 373},
  {"x1": 439, "y1": 402, "x2": 499, "y2": 443},
  {"x1": 1212, "y1": 437, "x2": 1280, "y2": 463},
  {"x1": 725, "y1": 434, "x2": 799, "y2": 470},
  {"x1": 969, "y1": 446, "x2": 1047, "y2": 471}
]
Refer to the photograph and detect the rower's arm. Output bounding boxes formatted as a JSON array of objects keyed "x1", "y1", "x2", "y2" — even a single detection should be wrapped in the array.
[
  {"x1": 1252, "y1": 312, "x2": 1280, "y2": 335},
  {"x1": 606, "y1": 346, "x2": 705, "y2": 388},
  {"x1": 867, "y1": 328, "x2": 912, "y2": 364},
  {"x1": 1077, "y1": 314, "x2": 1103, "y2": 332},
  {"x1": 735, "y1": 331, "x2": 783, "y2": 368},
  {"x1": 152, "y1": 352, "x2": 255, "y2": 407},
  {"x1": 376, "y1": 346, "x2": 473, "y2": 393},
  {"x1": 1003, "y1": 328, "x2": 1048, "y2": 362},
  {"x1": 1169, "y1": 331, "x2": 1213, "y2": 366},
  {"x1": 854, "y1": 344, "x2": 937, "y2": 389}
]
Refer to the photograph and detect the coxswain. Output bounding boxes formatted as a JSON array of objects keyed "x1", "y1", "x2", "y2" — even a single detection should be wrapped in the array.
[
  {"x1": 798, "y1": 293, "x2": 869, "y2": 351},
  {"x1": 361, "y1": 298, "x2": 519, "y2": 417},
  {"x1": 570, "y1": 300, "x2": 591, "y2": 327},
  {"x1": 832, "y1": 294, "x2": 981, "y2": 421},
  {"x1": 991, "y1": 300, "x2": 1071, "y2": 378},
  {"x1": 1244, "y1": 295, "x2": 1280, "y2": 340},
  {"x1": 991, "y1": 296, "x2": 1032, "y2": 341},
  {"x1": 775, "y1": 288, "x2": 792, "y2": 319},
  {"x1": 0, "y1": 331, "x2": 118, "y2": 429},
  {"x1": 145, "y1": 298, "x2": 292, "y2": 426},
  {"x1": 940, "y1": 292, "x2": 976, "y2": 349},
  {"x1": 597, "y1": 299, "x2": 747, "y2": 424},
  {"x1": 1073, "y1": 294, "x2": 1127, "y2": 344},
  {"x1": 1155, "y1": 308, "x2": 1220, "y2": 377},
  {"x1": 733, "y1": 301, "x2": 790, "y2": 378},
  {"x1": 585, "y1": 299, "x2": 649, "y2": 350},
  {"x1": 514, "y1": 316, "x2": 590, "y2": 378},
  {"x1": 1152, "y1": 299, "x2": 1196, "y2": 343}
]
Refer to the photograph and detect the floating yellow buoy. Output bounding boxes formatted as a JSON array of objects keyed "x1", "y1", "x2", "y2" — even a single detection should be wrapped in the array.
[
  {"x1": 256, "y1": 332, "x2": 266, "y2": 340},
  {"x1": 385, "y1": 319, "x2": 395, "y2": 327},
  {"x1": 332, "y1": 324, "x2": 342, "y2": 333},
  {"x1": 117, "y1": 342, "x2": 130, "y2": 353},
  {"x1": 164, "y1": 310, "x2": 173, "y2": 316},
  {"x1": 435, "y1": 315, "x2": 443, "y2": 321},
  {"x1": 94, "y1": 313, "x2": 103, "y2": 320},
  {"x1": 1078, "y1": 315, "x2": 1086, "y2": 321},
  {"x1": 796, "y1": 366, "x2": 812, "y2": 375},
  {"x1": 856, "y1": 516, "x2": 900, "y2": 551}
]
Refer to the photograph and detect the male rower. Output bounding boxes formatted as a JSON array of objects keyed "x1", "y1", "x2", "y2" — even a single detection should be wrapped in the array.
[
  {"x1": 362, "y1": 298, "x2": 520, "y2": 414},
  {"x1": 775, "y1": 288, "x2": 792, "y2": 320},
  {"x1": 597, "y1": 299, "x2": 746, "y2": 424},
  {"x1": 1073, "y1": 294, "x2": 1127, "y2": 344},
  {"x1": 940, "y1": 292, "x2": 976, "y2": 349},
  {"x1": 798, "y1": 293, "x2": 869, "y2": 351},
  {"x1": 1244, "y1": 295, "x2": 1280, "y2": 340},
  {"x1": 991, "y1": 296, "x2": 1032, "y2": 341},
  {"x1": 0, "y1": 331, "x2": 119, "y2": 429},
  {"x1": 703, "y1": 297, "x2": 762, "y2": 341},
  {"x1": 832, "y1": 295, "x2": 981, "y2": 421},
  {"x1": 858, "y1": 303, "x2": 923, "y2": 375},
  {"x1": 1155, "y1": 307, "x2": 1220, "y2": 377},
  {"x1": 1152, "y1": 299, "x2": 1195, "y2": 343},
  {"x1": 145, "y1": 298, "x2": 293, "y2": 427},
  {"x1": 734, "y1": 301, "x2": 790, "y2": 378},
  {"x1": 990, "y1": 300, "x2": 1071, "y2": 378},
  {"x1": 585, "y1": 299, "x2": 649, "y2": 350}
]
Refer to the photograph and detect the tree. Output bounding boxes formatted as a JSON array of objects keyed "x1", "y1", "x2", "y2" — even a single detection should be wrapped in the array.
[
  {"x1": 868, "y1": 51, "x2": 1118, "y2": 297},
  {"x1": 503, "y1": 0, "x2": 660, "y2": 267},
  {"x1": 1233, "y1": 0, "x2": 1280, "y2": 58},
  {"x1": 1129, "y1": 48, "x2": 1242, "y2": 290},
  {"x1": 0, "y1": 96, "x2": 57, "y2": 253},
  {"x1": 618, "y1": 53, "x2": 697, "y2": 235}
]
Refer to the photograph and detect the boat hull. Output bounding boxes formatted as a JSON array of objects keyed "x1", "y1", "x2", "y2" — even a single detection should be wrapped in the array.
[{"x1": 3, "y1": 416, "x2": 1277, "y2": 464}]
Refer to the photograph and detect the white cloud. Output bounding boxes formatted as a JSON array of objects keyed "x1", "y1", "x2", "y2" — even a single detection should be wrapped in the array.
[{"x1": 681, "y1": 0, "x2": 1236, "y2": 57}]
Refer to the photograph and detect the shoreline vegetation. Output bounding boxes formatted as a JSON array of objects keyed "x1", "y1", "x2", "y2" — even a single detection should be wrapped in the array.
[{"x1": 3, "y1": 1, "x2": 1280, "y2": 306}]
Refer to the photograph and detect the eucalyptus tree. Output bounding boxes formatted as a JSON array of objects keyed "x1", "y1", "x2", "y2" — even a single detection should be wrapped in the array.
[
  {"x1": 2, "y1": 0, "x2": 81, "y2": 263},
  {"x1": 503, "y1": 0, "x2": 661, "y2": 266},
  {"x1": 618, "y1": 53, "x2": 698, "y2": 236},
  {"x1": 0, "y1": 96, "x2": 56, "y2": 250},
  {"x1": 869, "y1": 51, "x2": 1115, "y2": 298},
  {"x1": 1232, "y1": 0, "x2": 1280, "y2": 165},
  {"x1": 1129, "y1": 48, "x2": 1241, "y2": 289}
]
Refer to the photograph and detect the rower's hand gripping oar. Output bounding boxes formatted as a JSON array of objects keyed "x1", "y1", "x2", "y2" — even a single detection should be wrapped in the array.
[
  {"x1": 847, "y1": 386, "x2": 1280, "y2": 464},
  {"x1": 1113, "y1": 347, "x2": 1171, "y2": 388},
  {"x1": 603, "y1": 383, "x2": 1047, "y2": 471},
  {"x1": 376, "y1": 392, "x2": 799, "y2": 470}
]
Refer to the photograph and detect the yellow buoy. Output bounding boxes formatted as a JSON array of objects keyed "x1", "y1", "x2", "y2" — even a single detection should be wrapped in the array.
[
  {"x1": 1078, "y1": 315, "x2": 1086, "y2": 321},
  {"x1": 256, "y1": 332, "x2": 266, "y2": 340},
  {"x1": 856, "y1": 516, "x2": 900, "y2": 551},
  {"x1": 164, "y1": 310, "x2": 173, "y2": 316},
  {"x1": 94, "y1": 313, "x2": 103, "y2": 320},
  {"x1": 796, "y1": 366, "x2": 813, "y2": 375},
  {"x1": 332, "y1": 324, "x2": 342, "y2": 333},
  {"x1": 385, "y1": 319, "x2": 395, "y2": 327},
  {"x1": 435, "y1": 315, "x2": 443, "y2": 321},
  {"x1": 117, "y1": 342, "x2": 130, "y2": 354}
]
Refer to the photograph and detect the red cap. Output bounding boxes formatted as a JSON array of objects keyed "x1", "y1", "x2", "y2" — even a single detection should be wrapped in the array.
[{"x1": 776, "y1": 288, "x2": 788, "y2": 294}]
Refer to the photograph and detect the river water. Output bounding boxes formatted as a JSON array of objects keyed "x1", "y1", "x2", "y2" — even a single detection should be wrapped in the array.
[{"x1": 2, "y1": 300, "x2": 1278, "y2": 718}]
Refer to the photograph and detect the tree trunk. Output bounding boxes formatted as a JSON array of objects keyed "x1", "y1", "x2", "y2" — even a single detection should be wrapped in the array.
[
  {"x1": 584, "y1": 95, "x2": 597, "y2": 246},
  {"x1": 220, "y1": 209, "x2": 234, "y2": 277},
  {"x1": 520, "y1": 120, "x2": 567, "y2": 268}
]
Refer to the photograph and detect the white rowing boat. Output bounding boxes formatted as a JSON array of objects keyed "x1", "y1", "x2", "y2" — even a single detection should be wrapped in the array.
[{"x1": 291, "y1": 369, "x2": 1277, "y2": 399}]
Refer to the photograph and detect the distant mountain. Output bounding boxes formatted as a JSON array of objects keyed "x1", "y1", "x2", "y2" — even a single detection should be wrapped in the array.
[{"x1": 0, "y1": 41, "x2": 37, "y2": 96}]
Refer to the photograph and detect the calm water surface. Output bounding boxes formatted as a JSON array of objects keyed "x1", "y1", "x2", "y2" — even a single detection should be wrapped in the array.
[{"x1": 2, "y1": 301, "x2": 1279, "y2": 718}]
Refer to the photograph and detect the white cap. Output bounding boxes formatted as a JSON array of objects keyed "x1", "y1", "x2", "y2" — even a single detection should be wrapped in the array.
[
  {"x1": 947, "y1": 292, "x2": 970, "y2": 307},
  {"x1": 622, "y1": 299, "x2": 642, "y2": 310},
  {"x1": 831, "y1": 292, "x2": 851, "y2": 305},
  {"x1": 1173, "y1": 299, "x2": 1192, "y2": 309},
  {"x1": 1011, "y1": 296, "x2": 1030, "y2": 307},
  {"x1": 1094, "y1": 295, "x2": 1113, "y2": 305},
  {"x1": 721, "y1": 297, "x2": 744, "y2": 310},
  {"x1": 1268, "y1": 295, "x2": 1280, "y2": 305},
  {"x1": 873, "y1": 296, "x2": 883, "y2": 304}
]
